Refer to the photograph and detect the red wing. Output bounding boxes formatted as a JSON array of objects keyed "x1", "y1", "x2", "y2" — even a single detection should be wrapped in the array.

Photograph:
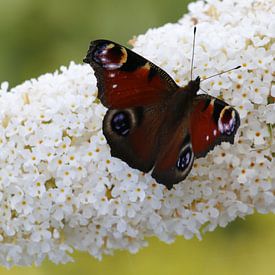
[
  {"x1": 83, "y1": 40, "x2": 178, "y2": 108},
  {"x1": 190, "y1": 95, "x2": 240, "y2": 158}
]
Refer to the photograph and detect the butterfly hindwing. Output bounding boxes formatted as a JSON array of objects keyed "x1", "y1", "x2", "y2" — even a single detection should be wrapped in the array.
[
  {"x1": 190, "y1": 95, "x2": 240, "y2": 158},
  {"x1": 103, "y1": 104, "x2": 167, "y2": 173},
  {"x1": 152, "y1": 129, "x2": 194, "y2": 190},
  {"x1": 83, "y1": 40, "x2": 178, "y2": 109}
]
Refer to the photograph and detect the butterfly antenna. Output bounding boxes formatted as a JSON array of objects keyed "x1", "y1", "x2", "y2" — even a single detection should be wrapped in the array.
[
  {"x1": 190, "y1": 26, "x2": 197, "y2": 81},
  {"x1": 199, "y1": 87, "x2": 208, "y2": 94},
  {"x1": 201, "y1": 65, "x2": 241, "y2": 82}
]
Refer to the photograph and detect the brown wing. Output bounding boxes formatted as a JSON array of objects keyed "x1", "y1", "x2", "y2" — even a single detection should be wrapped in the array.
[
  {"x1": 151, "y1": 115, "x2": 194, "y2": 190},
  {"x1": 103, "y1": 104, "x2": 167, "y2": 173}
]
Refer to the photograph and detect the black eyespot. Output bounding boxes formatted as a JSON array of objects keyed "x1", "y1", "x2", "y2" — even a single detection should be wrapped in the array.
[
  {"x1": 176, "y1": 146, "x2": 193, "y2": 171},
  {"x1": 111, "y1": 111, "x2": 131, "y2": 136}
]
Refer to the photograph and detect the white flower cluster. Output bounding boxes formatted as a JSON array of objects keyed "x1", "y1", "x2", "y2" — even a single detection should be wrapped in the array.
[{"x1": 0, "y1": 0, "x2": 274, "y2": 267}]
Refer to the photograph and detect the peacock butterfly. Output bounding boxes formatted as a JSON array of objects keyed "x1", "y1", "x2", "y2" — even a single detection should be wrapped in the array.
[{"x1": 83, "y1": 31, "x2": 240, "y2": 190}]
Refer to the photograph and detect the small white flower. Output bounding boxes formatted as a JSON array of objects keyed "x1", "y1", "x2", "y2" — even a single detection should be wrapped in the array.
[{"x1": 264, "y1": 104, "x2": 275, "y2": 124}]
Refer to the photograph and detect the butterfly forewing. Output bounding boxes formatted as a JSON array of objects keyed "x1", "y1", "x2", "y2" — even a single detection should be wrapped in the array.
[
  {"x1": 190, "y1": 95, "x2": 240, "y2": 158},
  {"x1": 84, "y1": 40, "x2": 178, "y2": 109},
  {"x1": 84, "y1": 40, "x2": 179, "y2": 175}
]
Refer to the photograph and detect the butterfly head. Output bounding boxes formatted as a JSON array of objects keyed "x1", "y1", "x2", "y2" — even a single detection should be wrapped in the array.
[{"x1": 187, "y1": 76, "x2": 201, "y2": 95}]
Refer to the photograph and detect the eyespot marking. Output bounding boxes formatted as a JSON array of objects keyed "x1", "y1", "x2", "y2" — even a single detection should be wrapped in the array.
[
  {"x1": 105, "y1": 108, "x2": 143, "y2": 138},
  {"x1": 92, "y1": 43, "x2": 128, "y2": 70},
  {"x1": 176, "y1": 144, "x2": 194, "y2": 172},
  {"x1": 218, "y1": 106, "x2": 237, "y2": 135},
  {"x1": 111, "y1": 111, "x2": 131, "y2": 136}
]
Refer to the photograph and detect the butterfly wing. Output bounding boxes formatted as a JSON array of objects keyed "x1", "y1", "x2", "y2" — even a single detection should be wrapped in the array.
[
  {"x1": 152, "y1": 126, "x2": 194, "y2": 190},
  {"x1": 83, "y1": 39, "x2": 178, "y2": 108},
  {"x1": 103, "y1": 105, "x2": 168, "y2": 172},
  {"x1": 151, "y1": 94, "x2": 240, "y2": 189},
  {"x1": 190, "y1": 95, "x2": 240, "y2": 158},
  {"x1": 84, "y1": 40, "x2": 179, "y2": 173}
]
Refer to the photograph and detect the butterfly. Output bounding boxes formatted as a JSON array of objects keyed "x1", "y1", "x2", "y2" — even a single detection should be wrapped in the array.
[{"x1": 83, "y1": 38, "x2": 240, "y2": 190}]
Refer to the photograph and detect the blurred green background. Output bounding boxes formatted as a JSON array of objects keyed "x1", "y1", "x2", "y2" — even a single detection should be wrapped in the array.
[
  {"x1": 0, "y1": 0, "x2": 275, "y2": 274},
  {"x1": 0, "y1": 0, "x2": 188, "y2": 87}
]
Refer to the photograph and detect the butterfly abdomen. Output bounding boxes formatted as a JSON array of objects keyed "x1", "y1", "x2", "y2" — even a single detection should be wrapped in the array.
[{"x1": 168, "y1": 78, "x2": 201, "y2": 121}]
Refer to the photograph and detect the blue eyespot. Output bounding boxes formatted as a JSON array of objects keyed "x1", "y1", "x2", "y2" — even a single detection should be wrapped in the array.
[
  {"x1": 218, "y1": 108, "x2": 237, "y2": 135},
  {"x1": 177, "y1": 146, "x2": 193, "y2": 171},
  {"x1": 111, "y1": 111, "x2": 131, "y2": 136}
]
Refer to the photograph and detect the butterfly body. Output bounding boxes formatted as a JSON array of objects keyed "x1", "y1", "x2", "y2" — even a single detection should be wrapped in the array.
[{"x1": 84, "y1": 40, "x2": 240, "y2": 189}]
